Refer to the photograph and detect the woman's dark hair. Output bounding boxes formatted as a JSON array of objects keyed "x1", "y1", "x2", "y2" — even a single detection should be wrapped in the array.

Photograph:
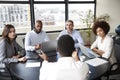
[
  {"x1": 2, "y1": 24, "x2": 17, "y2": 43},
  {"x1": 57, "y1": 35, "x2": 75, "y2": 57},
  {"x1": 92, "y1": 21, "x2": 110, "y2": 35}
]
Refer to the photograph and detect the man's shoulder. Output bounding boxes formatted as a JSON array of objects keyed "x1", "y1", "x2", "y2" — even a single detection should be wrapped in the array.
[
  {"x1": 26, "y1": 30, "x2": 34, "y2": 34},
  {"x1": 59, "y1": 30, "x2": 67, "y2": 34},
  {"x1": 73, "y1": 29, "x2": 79, "y2": 33},
  {"x1": 41, "y1": 30, "x2": 47, "y2": 33},
  {"x1": 26, "y1": 30, "x2": 35, "y2": 35}
]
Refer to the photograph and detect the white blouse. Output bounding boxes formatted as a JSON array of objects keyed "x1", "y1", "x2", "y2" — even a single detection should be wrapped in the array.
[{"x1": 91, "y1": 35, "x2": 113, "y2": 59}]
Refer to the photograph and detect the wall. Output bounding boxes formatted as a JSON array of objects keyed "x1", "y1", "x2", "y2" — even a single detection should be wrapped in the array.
[{"x1": 96, "y1": 0, "x2": 120, "y2": 33}]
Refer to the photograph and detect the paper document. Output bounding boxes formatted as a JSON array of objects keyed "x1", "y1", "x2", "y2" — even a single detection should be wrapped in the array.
[
  {"x1": 85, "y1": 58, "x2": 108, "y2": 67},
  {"x1": 26, "y1": 62, "x2": 41, "y2": 67}
]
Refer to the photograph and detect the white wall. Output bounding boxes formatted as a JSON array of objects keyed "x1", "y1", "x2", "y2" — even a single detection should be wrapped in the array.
[{"x1": 96, "y1": 0, "x2": 120, "y2": 33}]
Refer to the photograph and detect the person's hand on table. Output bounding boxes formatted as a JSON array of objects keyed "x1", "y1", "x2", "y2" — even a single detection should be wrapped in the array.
[{"x1": 18, "y1": 57, "x2": 27, "y2": 62}]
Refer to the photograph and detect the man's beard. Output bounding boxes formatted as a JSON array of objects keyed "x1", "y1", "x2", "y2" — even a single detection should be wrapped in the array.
[{"x1": 34, "y1": 28, "x2": 41, "y2": 34}]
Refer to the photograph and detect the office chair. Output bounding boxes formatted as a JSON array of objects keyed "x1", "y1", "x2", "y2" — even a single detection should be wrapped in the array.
[
  {"x1": 104, "y1": 25, "x2": 120, "y2": 80},
  {"x1": 0, "y1": 69, "x2": 11, "y2": 80},
  {"x1": 0, "y1": 63, "x2": 23, "y2": 80},
  {"x1": 22, "y1": 37, "x2": 25, "y2": 47},
  {"x1": 0, "y1": 63, "x2": 14, "y2": 80}
]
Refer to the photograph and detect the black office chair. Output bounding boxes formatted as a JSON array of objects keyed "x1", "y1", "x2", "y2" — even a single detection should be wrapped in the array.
[
  {"x1": 104, "y1": 25, "x2": 120, "y2": 80},
  {"x1": 0, "y1": 70, "x2": 11, "y2": 80},
  {"x1": 22, "y1": 37, "x2": 25, "y2": 46},
  {"x1": 0, "y1": 63, "x2": 14, "y2": 80},
  {"x1": 0, "y1": 63, "x2": 23, "y2": 80}
]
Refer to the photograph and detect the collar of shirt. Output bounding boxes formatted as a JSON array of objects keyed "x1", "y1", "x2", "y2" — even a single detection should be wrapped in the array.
[{"x1": 58, "y1": 57, "x2": 74, "y2": 62}]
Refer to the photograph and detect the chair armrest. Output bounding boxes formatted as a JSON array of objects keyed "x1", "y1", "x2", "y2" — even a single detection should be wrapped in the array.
[{"x1": 109, "y1": 63, "x2": 119, "y2": 72}]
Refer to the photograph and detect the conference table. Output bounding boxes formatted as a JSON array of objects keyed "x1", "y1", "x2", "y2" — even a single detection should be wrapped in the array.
[
  {"x1": 9, "y1": 51, "x2": 109, "y2": 80},
  {"x1": 9, "y1": 51, "x2": 57, "y2": 80}
]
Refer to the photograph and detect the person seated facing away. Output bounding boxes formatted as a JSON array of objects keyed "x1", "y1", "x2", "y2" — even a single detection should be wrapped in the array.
[
  {"x1": 0, "y1": 24, "x2": 26, "y2": 63},
  {"x1": 91, "y1": 21, "x2": 117, "y2": 69},
  {"x1": 25, "y1": 20, "x2": 50, "y2": 51},
  {"x1": 39, "y1": 35, "x2": 89, "y2": 80}
]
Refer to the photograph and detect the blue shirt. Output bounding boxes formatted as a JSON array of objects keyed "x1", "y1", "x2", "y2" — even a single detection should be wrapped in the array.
[{"x1": 57, "y1": 29, "x2": 84, "y2": 48}]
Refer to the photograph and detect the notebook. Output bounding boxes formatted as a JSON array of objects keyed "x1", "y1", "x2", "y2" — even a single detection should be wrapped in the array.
[{"x1": 79, "y1": 44, "x2": 100, "y2": 58}]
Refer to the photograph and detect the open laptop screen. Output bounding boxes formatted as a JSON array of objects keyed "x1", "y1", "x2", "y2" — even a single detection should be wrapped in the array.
[{"x1": 79, "y1": 44, "x2": 100, "y2": 58}]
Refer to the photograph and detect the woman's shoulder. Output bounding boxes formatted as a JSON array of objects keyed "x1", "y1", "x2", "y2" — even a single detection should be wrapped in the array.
[
  {"x1": 106, "y1": 35, "x2": 113, "y2": 40},
  {"x1": 0, "y1": 39, "x2": 6, "y2": 43},
  {"x1": 105, "y1": 35, "x2": 113, "y2": 43},
  {"x1": 0, "y1": 39, "x2": 6, "y2": 46}
]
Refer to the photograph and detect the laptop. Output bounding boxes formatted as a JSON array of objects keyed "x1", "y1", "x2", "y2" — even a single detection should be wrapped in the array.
[
  {"x1": 79, "y1": 44, "x2": 100, "y2": 58},
  {"x1": 36, "y1": 40, "x2": 57, "y2": 56}
]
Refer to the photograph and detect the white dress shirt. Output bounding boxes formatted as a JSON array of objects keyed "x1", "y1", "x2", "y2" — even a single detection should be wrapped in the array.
[
  {"x1": 25, "y1": 30, "x2": 50, "y2": 51},
  {"x1": 39, "y1": 57, "x2": 89, "y2": 80}
]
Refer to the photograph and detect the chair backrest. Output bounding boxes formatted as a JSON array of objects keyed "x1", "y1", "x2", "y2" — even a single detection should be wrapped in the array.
[
  {"x1": 113, "y1": 35, "x2": 120, "y2": 64},
  {"x1": 0, "y1": 63, "x2": 12, "y2": 80}
]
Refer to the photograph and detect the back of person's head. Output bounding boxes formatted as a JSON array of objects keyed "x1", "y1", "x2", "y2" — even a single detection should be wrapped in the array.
[
  {"x1": 57, "y1": 35, "x2": 75, "y2": 57},
  {"x1": 115, "y1": 24, "x2": 120, "y2": 36},
  {"x1": 92, "y1": 20, "x2": 110, "y2": 35},
  {"x1": 2, "y1": 24, "x2": 16, "y2": 42}
]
